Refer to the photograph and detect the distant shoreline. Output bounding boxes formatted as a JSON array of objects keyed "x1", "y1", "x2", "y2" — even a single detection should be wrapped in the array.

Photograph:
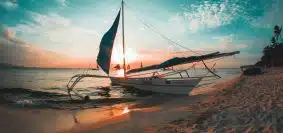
[
  {"x1": 0, "y1": 67, "x2": 88, "y2": 70},
  {"x1": 0, "y1": 63, "x2": 89, "y2": 70},
  {"x1": 0, "y1": 63, "x2": 241, "y2": 70},
  {"x1": 0, "y1": 66, "x2": 241, "y2": 70}
]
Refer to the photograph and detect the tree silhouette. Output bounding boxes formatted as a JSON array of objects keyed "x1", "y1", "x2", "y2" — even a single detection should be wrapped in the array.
[
  {"x1": 273, "y1": 25, "x2": 282, "y2": 46},
  {"x1": 256, "y1": 25, "x2": 283, "y2": 67},
  {"x1": 271, "y1": 37, "x2": 276, "y2": 45}
]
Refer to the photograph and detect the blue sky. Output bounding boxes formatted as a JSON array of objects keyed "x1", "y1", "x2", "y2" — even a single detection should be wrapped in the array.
[{"x1": 0, "y1": 0, "x2": 282, "y2": 68}]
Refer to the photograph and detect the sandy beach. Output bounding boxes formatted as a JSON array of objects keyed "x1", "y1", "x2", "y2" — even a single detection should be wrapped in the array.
[
  {"x1": 0, "y1": 73, "x2": 238, "y2": 133},
  {"x1": 2, "y1": 0, "x2": 282, "y2": 132},
  {"x1": 2, "y1": 68, "x2": 283, "y2": 133},
  {"x1": 157, "y1": 67, "x2": 283, "y2": 132},
  {"x1": 55, "y1": 75, "x2": 242, "y2": 133},
  {"x1": 58, "y1": 68, "x2": 283, "y2": 133}
]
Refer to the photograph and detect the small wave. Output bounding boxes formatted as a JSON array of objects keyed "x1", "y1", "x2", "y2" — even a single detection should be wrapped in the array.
[
  {"x1": 15, "y1": 99, "x2": 33, "y2": 105},
  {"x1": 0, "y1": 88, "x2": 66, "y2": 98},
  {"x1": 12, "y1": 98, "x2": 136, "y2": 110},
  {"x1": 0, "y1": 88, "x2": 137, "y2": 110}
]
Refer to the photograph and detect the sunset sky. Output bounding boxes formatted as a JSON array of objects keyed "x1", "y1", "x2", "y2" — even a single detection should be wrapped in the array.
[{"x1": 0, "y1": 0, "x2": 282, "y2": 68}]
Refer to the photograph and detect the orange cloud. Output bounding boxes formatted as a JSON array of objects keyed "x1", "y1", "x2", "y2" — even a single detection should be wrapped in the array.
[{"x1": 0, "y1": 36, "x2": 92, "y2": 68}]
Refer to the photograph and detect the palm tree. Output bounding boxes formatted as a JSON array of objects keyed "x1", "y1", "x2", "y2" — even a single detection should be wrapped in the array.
[
  {"x1": 261, "y1": 45, "x2": 272, "y2": 67},
  {"x1": 273, "y1": 25, "x2": 282, "y2": 45},
  {"x1": 271, "y1": 36, "x2": 276, "y2": 46},
  {"x1": 256, "y1": 24, "x2": 283, "y2": 67}
]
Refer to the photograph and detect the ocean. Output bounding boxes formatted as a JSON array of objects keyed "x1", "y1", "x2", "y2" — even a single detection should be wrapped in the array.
[{"x1": 0, "y1": 68, "x2": 241, "y2": 110}]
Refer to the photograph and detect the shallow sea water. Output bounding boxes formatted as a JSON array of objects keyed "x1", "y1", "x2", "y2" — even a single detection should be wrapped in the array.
[{"x1": 0, "y1": 68, "x2": 241, "y2": 109}]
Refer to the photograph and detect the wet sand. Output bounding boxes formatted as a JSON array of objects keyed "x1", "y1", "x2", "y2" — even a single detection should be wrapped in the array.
[
  {"x1": 0, "y1": 107, "x2": 74, "y2": 133},
  {"x1": 58, "y1": 96, "x2": 205, "y2": 133},
  {"x1": 0, "y1": 74, "x2": 241, "y2": 133},
  {"x1": 57, "y1": 76, "x2": 241, "y2": 133}
]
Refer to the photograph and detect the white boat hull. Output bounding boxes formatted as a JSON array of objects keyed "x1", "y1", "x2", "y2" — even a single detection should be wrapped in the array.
[{"x1": 110, "y1": 77, "x2": 202, "y2": 95}]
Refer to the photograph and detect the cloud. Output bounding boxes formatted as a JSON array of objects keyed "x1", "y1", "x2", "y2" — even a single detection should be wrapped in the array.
[
  {"x1": 0, "y1": 36, "x2": 91, "y2": 68},
  {"x1": 11, "y1": 11, "x2": 100, "y2": 58},
  {"x1": 0, "y1": 0, "x2": 18, "y2": 10},
  {"x1": 57, "y1": 0, "x2": 66, "y2": 7},
  {"x1": 212, "y1": 35, "x2": 234, "y2": 50},
  {"x1": 192, "y1": 34, "x2": 264, "y2": 68},
  {"x1": 1, "y1": 26, "x2": 16, "y2": 40},
  {"x1": 235, "y1": 44, "x2": 248, "y2": 49},
  {"x1": 181, "y1": 0, "x2": 244, "y2": 32},
  {"x1": 178, "y1": 0, "x2": 274, "y2": 33},
  {"x1": 210, "y1": 35, "x2": 249, "y2": 51},
  {"x1": 0, "y1": 35, "x2": 175, "y2": 69},
  {"x1": 168, "y1": 14, "x2": 186, "y2": 33}
]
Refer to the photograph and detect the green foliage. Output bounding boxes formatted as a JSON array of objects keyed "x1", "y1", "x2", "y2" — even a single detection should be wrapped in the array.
[{"x1": 256, "y1": 25, "x2": 283, "y2": 67}]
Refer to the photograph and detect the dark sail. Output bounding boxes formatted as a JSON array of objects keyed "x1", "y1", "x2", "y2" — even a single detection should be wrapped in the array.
[
  {"x1": 97, "y1": 10, "x2": 121, "y2": 74},
  {"x1": 127, "y1": 51, "x2": 240, "y2": 74}
]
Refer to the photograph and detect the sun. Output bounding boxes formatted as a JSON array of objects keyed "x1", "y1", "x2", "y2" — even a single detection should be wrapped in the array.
[
  {"x1": 117, "y1": 69, "x2": 125, "y2": 77},
  {"x1": 111, "y1": 45, "x2": 138, "y2": 64}
]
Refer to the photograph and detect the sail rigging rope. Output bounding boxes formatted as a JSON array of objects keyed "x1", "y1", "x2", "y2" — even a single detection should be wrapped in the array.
[
  {"x1": 124, "y1": 3, "x2": 203, "y2": 55},
  {"x1": 123, "y1": 2, "x2": 235, "y2": 75}
]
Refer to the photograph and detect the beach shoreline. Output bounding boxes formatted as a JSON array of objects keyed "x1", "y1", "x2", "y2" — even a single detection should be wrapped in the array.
[
  {"x1": 56, "y1": 74, "x2": 243, "y2": 133},
  {"x1": 0, "y1": 72, "x2": 244, "y2": 133},
  {"x1": 59, "y1": 68, "x2": 283, "y2": 133}
]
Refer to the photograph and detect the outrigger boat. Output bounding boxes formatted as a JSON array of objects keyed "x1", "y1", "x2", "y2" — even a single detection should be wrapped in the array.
[{"x1": 66, "y1": 1, "x2": 240, "y2": 99}]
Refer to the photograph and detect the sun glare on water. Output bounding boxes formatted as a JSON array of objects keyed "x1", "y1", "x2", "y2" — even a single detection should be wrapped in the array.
[{"x1": 122, "y1": 107, "x2": 130, "y2": 114}]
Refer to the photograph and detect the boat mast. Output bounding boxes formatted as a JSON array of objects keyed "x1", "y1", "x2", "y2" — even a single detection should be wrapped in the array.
[{"x1": 122, "y1": 0, "x2": 127, "y2": 79}]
